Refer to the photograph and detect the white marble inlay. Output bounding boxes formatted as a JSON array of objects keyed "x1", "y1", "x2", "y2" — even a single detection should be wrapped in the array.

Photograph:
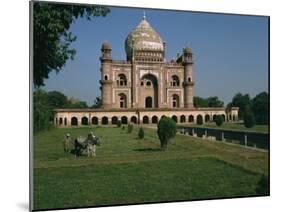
[{"x1": 140, "y1": 69, "x2": 159, "y2": 78}]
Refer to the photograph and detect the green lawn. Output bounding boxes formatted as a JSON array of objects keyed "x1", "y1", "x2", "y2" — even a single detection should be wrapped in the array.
[
  {"x1": 185, "y1": 122, "x2": 269, "y2": 133},
  {"x1": 33, "y1": 126, "x2": 268, "y2": 210}
]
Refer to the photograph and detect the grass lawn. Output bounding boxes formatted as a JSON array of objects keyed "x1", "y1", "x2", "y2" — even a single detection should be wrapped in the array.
[
  {"x1": 185, "y1": 122, "x2": 269, "y2": 133},
  {"x1": 33, "y1": 126, "x2": 268, "y2": 210}
]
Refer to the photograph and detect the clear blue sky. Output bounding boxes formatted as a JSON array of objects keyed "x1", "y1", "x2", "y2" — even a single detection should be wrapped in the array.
[{"x1": 43, "y1": 6, "x2": 268, "y2": 106}]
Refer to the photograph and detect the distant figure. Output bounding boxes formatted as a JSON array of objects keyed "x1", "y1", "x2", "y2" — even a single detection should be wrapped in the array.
[{"x1": 63, "y1": 133, "x2": 71, "y2": 153}]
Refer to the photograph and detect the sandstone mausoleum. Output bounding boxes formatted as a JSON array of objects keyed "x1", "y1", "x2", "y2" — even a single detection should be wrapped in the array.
[{"x1": 54, "y1": 15, "x2": 238, "y2": 127}]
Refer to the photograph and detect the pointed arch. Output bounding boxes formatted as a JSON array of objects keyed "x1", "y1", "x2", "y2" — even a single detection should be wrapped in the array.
[
  {"x1": 172, "y1": 115, "x2": 178, "y2": 123},
  {"x1": 172, "y1": 94, "x2": 180, "y2": 108},
  {"x1": 71, "y1": 117, "x2": 78, "y2": 126},
  {"x1": 180, "y1": 115, "x2": 186, "y2": 123},
  {"x1": 143, "y1": 116, "x2": 149, "y2": 124},
  {"x1": 152, "y1": 116, "x2": 158, "y2": 124},
  {"x1": 205, "y1": 114, "x2": 210, "y2": 123},
  {"x1": 119, "y1": 93, "x2": 127, "y2": 108},
  {"x1": 112, "y1": 116, "x2": 118, "y2": 125},
  {"x1": 130, "y1": 116, "x2": 137, "y2": 124},
  {"x1": 92, "y1": 117, "x2": 98, "y2": 125},
  {"x1": 171, "y1": 75, "x2": 180, "y2": 86},
  {"x1": 117, "y1": 74, "x2": 127, "y2": 86},
  {"x1": 121, "y1": 116, "x2": 128, "y2": 124},
  {"x1": 188, "y1": 115, "x2": 194, "y2": 123},
  {"x1": 102, "y1": 116, "x2": 108, "y2": 125},
  {"x1": 81, "y1": 116, "x2": 88, "y2": 125}
]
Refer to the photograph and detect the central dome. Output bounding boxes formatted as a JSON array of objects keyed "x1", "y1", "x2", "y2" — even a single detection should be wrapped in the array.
[{"x1": 125, "y1": 18, "x2": 164, "y2": 59}]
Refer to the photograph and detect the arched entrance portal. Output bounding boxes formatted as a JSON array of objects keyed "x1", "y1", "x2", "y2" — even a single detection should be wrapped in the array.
[
  {"x1": 131, "y1": 116, "x2": 137, "y2": 124},
  {"x1": 140, "y1": 74, "x2": 158, "y2": 108}
]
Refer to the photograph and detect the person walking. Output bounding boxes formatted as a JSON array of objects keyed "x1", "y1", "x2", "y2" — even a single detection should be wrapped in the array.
[{"x1": 63, "y1": 133, "x2": 71, "y2": 154}]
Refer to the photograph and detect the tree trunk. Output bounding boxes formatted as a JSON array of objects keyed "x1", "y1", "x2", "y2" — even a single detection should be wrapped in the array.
[{"x1": 161, "y1": 141, "x2": 167, "y2": 151}]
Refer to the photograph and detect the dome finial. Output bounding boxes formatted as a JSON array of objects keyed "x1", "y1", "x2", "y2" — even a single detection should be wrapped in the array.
[{"x1": 143, "y1": 10, "x2": 146, "y2": 20}]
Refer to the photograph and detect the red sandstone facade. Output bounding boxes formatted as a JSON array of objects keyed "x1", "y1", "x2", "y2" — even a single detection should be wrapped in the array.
[{"x1": 54, "y1": 16, "x2": 238, "y2": 127}]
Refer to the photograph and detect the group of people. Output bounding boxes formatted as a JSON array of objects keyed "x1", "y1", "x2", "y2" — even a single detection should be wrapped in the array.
[{"x1": 63, "y1": 132, "x2": 101, "y2": 157}]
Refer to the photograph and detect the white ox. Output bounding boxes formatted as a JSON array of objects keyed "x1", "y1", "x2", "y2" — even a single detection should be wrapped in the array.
[{"x1": 74, "y1": 132, "x2": 101, "y2": 157}]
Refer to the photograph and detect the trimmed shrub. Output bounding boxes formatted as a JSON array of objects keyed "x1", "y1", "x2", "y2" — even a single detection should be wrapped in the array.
[
  {"x1": 138, "y1": 127, "x2": 144, "y2": 139},
  {"x1": 196, "y1": 115, "x2": 203, "y2": 125},
  {"x1": 244, "y1": 111, "x2": 255, "y2": 128},
  {"x1": 215, "y1": 115, "x2": 224, "y2": 126},
  {"x1": 122, "y1": 126, "x2": 125, "y2": 130},
  {"x1": 116, "y1": 120, "x2": 121, "y2": 128},
  {"x1": 157, "y1": 116, "x2": 176, "y2": 151},
  {"x1": 127, "y1": 123, "x2": 134, "y2": 134}
]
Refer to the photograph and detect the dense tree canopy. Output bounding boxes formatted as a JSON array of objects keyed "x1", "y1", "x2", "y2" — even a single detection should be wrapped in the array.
[
  {"x1": 33, "y1": 89, "x2": 52, "y2": 132},
  {"x1": 67, "y1": 101, "x2": 88, "y2": 109},
  {"x1": 194, "y1": 96, "x2": 224, "y2": 108},
  {"x1": 33, "y1": 2, "x2": 110, "y2": 87},
  {"x1": 207, "y1": 96, "x2": 224, "y2": 107},
  {"x1": 243, "y1": 109, "x2": 255, "y2": 128},
  {"x1": 91, "y1": 96, "x2": 102, "y2": 108},
  {"x1": 227, "y1": 92, "x2": 268, "y2": 125},
  {"x1": 33, "y1": 89, "x2": 89, "y2": 132},
  {"x1": 193, "y1": 97, "x2": 208, "y2": 107},
  {"x1": 46, "y1": 91, "x2": 69, "y2": 109},
  {"x1": 251, "y1": 92, "x2": 269, "y2": 124},
  {"x1": 227, "y1": 93, "x2": 252, "y2": 119}
]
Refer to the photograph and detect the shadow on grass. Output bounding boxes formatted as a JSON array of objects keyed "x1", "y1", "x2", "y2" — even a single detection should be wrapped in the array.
[{"x1": 133, "y1": 148, "x2": 162, "y2": 152}]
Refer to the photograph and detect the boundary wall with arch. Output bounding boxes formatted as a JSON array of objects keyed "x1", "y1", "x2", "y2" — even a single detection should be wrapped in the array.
[{"x1": 54, "y1": 107, "x2": 239, "y2": 127}]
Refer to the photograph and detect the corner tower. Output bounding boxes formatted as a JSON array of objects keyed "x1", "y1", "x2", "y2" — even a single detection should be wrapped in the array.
[
  {"x1": 100, "y1": 41, "x2": 113, "y2": 109},
  {"x1": 183, "y1": 47, "x2": 194, "y2": 108}
]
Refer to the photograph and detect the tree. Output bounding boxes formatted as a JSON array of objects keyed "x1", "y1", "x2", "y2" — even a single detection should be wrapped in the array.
[
  {"x1": 127, "y1": 124, "x2": 134, "y2": 134},
  {"x1": 33, "y1": 2, "x2": 110, "y2": 87},
  {"x1": 194, "y1": 96, "x2": 208, "y2": 107},
  {"x1": 91, "y1": 96, "x2": 102, "y2": 108},
  {"x1": 45, "y1": 90, "x2": 69, "y2": 120},
  {"x1": 47, "y1": 91, "x2": 68, "y2": 109},
  {"x1": 252, "y1": 92, "x2": 269, "y2": 124},
  {"x1": 33, "y1": 89, "x2": 52, "y2": 132},
  {"x1": 157, "y1": 117, "x2": 177, "y2": 151},
  {"x1": 228, "y1": 93, "x2": 252, "y2": 119},
  {"x1": 243, "y1": 109, "x2": 255, "y2": 128},
  {"x1": 207, "y1": 96, "x2": 224, "y2": 107},
  {"x1": 138, "y1": 127, "x2": 144, "y2": 139},
  {"x1": 194, "y1": 96, "x2": 224, "y2": 108},
  {"x1": 215, "y1": 115, "x2": 224, "y2": 126},
  {"x1": 68, "y1": 101, "x2": 88, "y2": 108}
]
